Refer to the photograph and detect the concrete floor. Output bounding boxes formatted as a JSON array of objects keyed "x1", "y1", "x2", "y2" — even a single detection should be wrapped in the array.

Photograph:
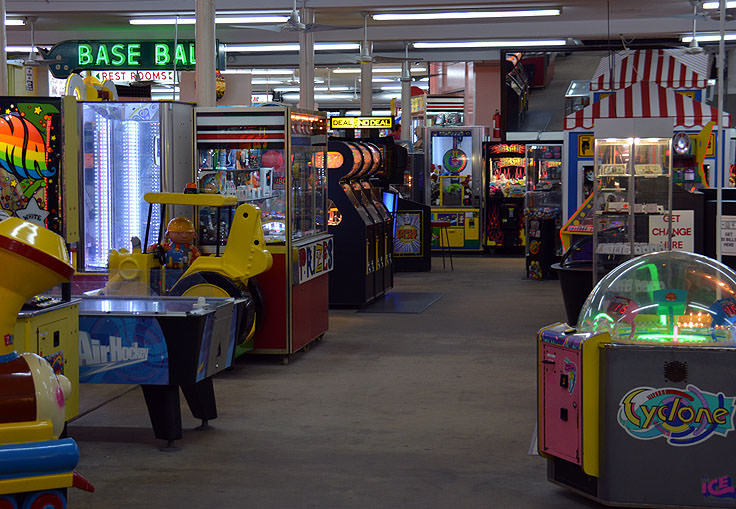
[{"x1": 68, "y1": 257, "x2": 599, "y2": 508}]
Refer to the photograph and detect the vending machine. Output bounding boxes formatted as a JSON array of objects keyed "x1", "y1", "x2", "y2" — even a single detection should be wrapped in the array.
[
  {"x1": 77, "y1": 101, "x2": 193, "y2": 272},
  {"x1": 425, "y1": 126, "x2": 485, "y2": 252}
]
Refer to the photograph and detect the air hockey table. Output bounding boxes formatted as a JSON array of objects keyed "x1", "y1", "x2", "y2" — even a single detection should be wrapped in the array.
[{"x1": 78, "y1": 296, "x2": 245, "y2": 446}]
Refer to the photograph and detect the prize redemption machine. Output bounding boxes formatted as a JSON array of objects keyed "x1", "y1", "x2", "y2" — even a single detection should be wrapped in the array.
[
  {"x1": 538, "y1": 251, "x2": 736, "y2": 508},
  {"x1": 327, "y1": 139, "x2": 393, "y2": 307},
  {"x1": 195, "y1": 107, "x2": 332, "y2": 360},
  {"x1": 426, "y1": 126, "x2": 485, "y2": 252},
  {"x1": 485, "y1": 143, "x2": 526, "y2": 252},
  {"x1": 76, "y1": 101, "x2": 194, "y2": 287},
  {"x1": 525, "y1": 144, "x2": 562, "y2": 279}
]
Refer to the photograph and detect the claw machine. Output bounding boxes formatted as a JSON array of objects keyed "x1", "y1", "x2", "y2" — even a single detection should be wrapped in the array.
[
  {"x1": 77, "y1": 101, "x2": 194, "y2": 278},
  {"x1": 525, "y1": 144, "x2": 562, "y2": 279},
  {"x1": 485, "y1": 142, "x2": 526, "y2": 251},
  {"x1": 425, "y1": 126, "x2": 485, "y2": 252},
  {"x1": 194, "y1": 106, "x2": 331, "y2": 361}
]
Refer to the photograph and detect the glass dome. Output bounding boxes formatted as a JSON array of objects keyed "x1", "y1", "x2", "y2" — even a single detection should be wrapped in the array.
[{"x1": 577, "y1": 251, "x2": 736, "y2": 345}]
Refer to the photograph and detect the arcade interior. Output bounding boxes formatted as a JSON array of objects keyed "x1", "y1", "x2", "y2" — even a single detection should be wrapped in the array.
[{"x1": 3, "y1": 1, "x2": 736, "y2": 508}]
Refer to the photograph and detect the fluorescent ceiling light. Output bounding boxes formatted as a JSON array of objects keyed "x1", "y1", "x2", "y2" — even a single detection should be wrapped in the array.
[
  {"x1": 333, "y1": 66, "x2": 426, "y2": 74},
  {"x1": 381, "y1": 85, "x2": 403, "y2": 91},
  {"x1": 6, "y1": 46, "x2": 48, "y2": 52},
  {"x1": 413, "y1": 39, "x2": 566, "y2": 49},
  {"x1": 703, "y1": 1, "x2": 736, "y2": 8},
  {"x1": 283, "y1": 93, "x2": 355, "y2": 101},
  {"x1": 372, "y1": 9, "x2": 560, "y2": 21},
  {"x1": 682, "y1": 33, "x2": 736, "y2": 42},
  {"x1": 251, "y1": 79, "x2": 288, "y2": 84},
  {"x1": 274, "y1": 85, "x2": 351, "y2": 92},
  {"x1": 225, "y1": 42, "x2": 359, "y2": 53},
  {"x1": 221, "y1": 69, "x2": 294, "y2": 75},
  {"x1": 130, "y1": 15, "x2": 288, "y2": 25},
  {"x1": 344, "y1": 110, "x2": 392, "y2": 116},
  {"x1": 5, "y1": 19, "x2": 25, "y2": 26}
]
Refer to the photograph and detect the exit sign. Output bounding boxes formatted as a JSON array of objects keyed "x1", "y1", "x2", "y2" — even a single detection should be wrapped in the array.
[{"x1": 45, "y1": 40, "x2": 226, "y2": 79}]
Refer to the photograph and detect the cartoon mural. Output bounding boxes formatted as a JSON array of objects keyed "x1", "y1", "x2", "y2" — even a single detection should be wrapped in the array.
[{"x1": 0, "y1": 99, "x2": 62, "y2": 232}]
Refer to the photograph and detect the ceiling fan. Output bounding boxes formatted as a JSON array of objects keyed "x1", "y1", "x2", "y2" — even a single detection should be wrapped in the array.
[
  {"x1": 234, "y1": 0, "x2": 360, "y2": 32},
  {"x1": 354, "y1": 13, "x2": 423, "y2": 64}
]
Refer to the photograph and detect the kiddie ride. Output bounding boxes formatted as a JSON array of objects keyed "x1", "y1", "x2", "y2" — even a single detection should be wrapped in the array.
[
  {"x1": 80, "y1": 192, "x2": 272, "y2": 446},
  {"x1": 0, "y1": 218, "x2": 94, "y2": 508},
  {"x1": 538, "y1": 251, "x2": 736, "y2": 508}
]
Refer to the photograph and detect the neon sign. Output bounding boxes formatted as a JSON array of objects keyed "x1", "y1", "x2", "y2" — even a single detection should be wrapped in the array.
[{"x1": 45, "y1": 40, "x2": 225, "y2": 78}]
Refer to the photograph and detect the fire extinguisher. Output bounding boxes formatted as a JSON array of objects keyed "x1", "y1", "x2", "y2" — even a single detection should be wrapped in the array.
[{"x1": 492, "y1": 109, "x2": 501, "y2": 139}]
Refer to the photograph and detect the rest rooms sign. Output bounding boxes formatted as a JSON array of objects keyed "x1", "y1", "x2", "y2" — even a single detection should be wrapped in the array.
[{"x1": 45, "y1": 40, "x2": 226, "y2": 79}]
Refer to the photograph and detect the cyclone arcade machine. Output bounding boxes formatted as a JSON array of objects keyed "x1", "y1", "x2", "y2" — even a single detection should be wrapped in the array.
[
  {"x1": 327, "y1": 116, "x2": 404, "y2": 307},
  {"x1": 538, "y1": 251, "x2": 736, "y2": 507}
]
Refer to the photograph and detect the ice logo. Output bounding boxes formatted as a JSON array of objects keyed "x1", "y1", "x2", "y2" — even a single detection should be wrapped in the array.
[
  {"x1": 618, "y1": 384, "x2": 736, "y2": 446},
  {"x1": 702, "y1": 475, "x2": 736, "y2": 499}
]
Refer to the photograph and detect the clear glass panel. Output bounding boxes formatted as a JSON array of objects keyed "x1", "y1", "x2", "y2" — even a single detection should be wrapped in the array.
[
  {"x1": 81, "y1": 102, "x2": 162, "y2": 271},
  {"x1": 578, "y1": 251, "x2": 736, "y2": 346},
  {"x1": 428, "y1": 129, "x2": 474, "y2": 206}
]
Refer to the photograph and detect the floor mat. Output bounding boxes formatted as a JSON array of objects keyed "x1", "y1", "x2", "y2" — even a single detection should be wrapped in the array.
[{"x1": 358, "y1": 292, "x2": 443, "y2": 314}]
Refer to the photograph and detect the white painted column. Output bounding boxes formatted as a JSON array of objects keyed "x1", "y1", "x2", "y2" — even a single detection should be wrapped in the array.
[
  {"x1": 195, "y1": 0, "x2": 216, "y2": 107},
  {"x1": 717, "y1": 0, "x2": 726, "y2": 261},
  {"x1": 0, "y1": 0, "x2": 7, "y2": 95},
  {"x1": 400, "y1": 53, "x2": 411, "y2": 141},
  {"x1": 360, "y1": 43, "x2": 372, "y2": 116},
  {"x1": 299, "y1": 8, "x2": 315, "y2": 110}
]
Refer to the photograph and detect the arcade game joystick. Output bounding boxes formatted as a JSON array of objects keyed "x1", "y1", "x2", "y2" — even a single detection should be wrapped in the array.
[{"x1": 0, "y1": 217, "x2": 94, "y2": 507}]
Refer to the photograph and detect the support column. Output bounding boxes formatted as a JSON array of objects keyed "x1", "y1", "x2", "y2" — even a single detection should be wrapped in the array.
[
  {"x1": 0, "y1": 0, "x2": 7, "y2": 95},
  {"x1": 195, "y1": 0, "x2": 216, "y2": 107},
  {"x1": 360, "y1": 42, "x2": 373, "y2": 116},
  {"x1": 299, "y1": 8, "x2": 315, "y2": 110},
  {"x1": 400, "y1": 48, "x2": 411, "y2": 142}
]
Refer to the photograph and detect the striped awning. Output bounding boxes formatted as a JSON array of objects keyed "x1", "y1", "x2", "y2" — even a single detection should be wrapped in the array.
[
  {"x1": 590, "y1": 49, "x2": 709, "y2": 92},
  {"x1": 426, "y1": 96, "x2": 464, "y2": 111},
  {"x1": 564, "y1": 82, "x2": 731, "y2": 130}
]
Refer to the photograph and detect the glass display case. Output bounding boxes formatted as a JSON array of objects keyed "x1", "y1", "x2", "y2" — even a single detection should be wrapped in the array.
[
  {"x1": 195, "y1": 108, "x2": 326, "y2": 248},
  {"x1": 78, "y1": 101, "x2": 193, "y2": 272},
  {"x1": 426, "y1": 126, "x2": 485, "y2": 252},
  {"x1": 592, "y1": 137, "x2": 672, "y2": 282},
  {"x1": 194, "y1": 106, "x2": 331, "y2": 359},
  {"x1": 524, "y1": 144, "x2": 562, "y2": 279}
]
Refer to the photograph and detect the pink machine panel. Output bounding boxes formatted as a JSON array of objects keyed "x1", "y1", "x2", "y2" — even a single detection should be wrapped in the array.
[{"x1": 540, "y1": 341, "x2": 581, "y2": 465}]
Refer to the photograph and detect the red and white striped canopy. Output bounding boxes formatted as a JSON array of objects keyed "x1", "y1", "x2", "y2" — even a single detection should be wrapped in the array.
[
  {"x1": 590, "y1": 49, "x2": 709, "y2": 92},
  {"x1": 565, "y1": 82, "x2": 731, "y2": 130}
]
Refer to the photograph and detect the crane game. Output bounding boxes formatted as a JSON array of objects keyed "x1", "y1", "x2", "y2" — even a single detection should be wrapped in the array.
[{"x1": 538, "y1": 251, "x2": 736, "y2": 507}]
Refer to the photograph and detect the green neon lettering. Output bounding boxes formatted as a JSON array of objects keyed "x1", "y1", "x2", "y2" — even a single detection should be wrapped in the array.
[
  {"x1": 95, "y1": 44, "x2": 110, "y2": 66},
  {"x1": 128, "y1": 44, "x2": 141, "y2": 65},
  {"x1": 189, "y1": 43, "x2": 196, "y2": 64},
  {"x1": 110, "y1": 44, "x2": 125, "y2": 66},
  {"x1": 78, "y1": 44, "x2": 93, "y2": 65},
  {"x1": 174, "y1": 43, "x2": 188, "y2": 66},
  {"x1": 154, "y1": 43, "x2": 170, "y2": 65}
]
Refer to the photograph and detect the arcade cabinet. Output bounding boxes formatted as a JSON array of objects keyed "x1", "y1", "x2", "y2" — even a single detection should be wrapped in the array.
[
  {"x1": 539, "y1": 251, "x2": 736, "y2": 508},
  {"x1": 327, "y1": 140, "x2": 380, "y2": 307}
]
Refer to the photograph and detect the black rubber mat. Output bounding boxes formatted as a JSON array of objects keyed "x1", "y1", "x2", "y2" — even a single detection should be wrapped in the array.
[{"x1": 358, "y1": 292, "x2": 443, "y2": 314}]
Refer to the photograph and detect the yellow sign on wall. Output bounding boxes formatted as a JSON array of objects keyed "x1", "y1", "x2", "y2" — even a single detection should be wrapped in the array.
[{"x1": 330, "y1": 116, "x2": 393, "y2": 129}]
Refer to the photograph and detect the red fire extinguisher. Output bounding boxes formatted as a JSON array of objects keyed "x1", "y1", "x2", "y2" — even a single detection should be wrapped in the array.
[{"x1": 492, "y1": 109, "x2": 501, "y2": 139}]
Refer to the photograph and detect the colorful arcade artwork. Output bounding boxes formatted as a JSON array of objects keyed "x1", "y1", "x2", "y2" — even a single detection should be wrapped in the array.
[
  {"x1": 394, "y1": 212, "x2": 422, "y2": 256},
  {"x1": 0, "y1": 99, "x2": 62, "y2": 232},
  {"x1": 617, "y1": 384, "x2": 736, "y2": 446}
]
